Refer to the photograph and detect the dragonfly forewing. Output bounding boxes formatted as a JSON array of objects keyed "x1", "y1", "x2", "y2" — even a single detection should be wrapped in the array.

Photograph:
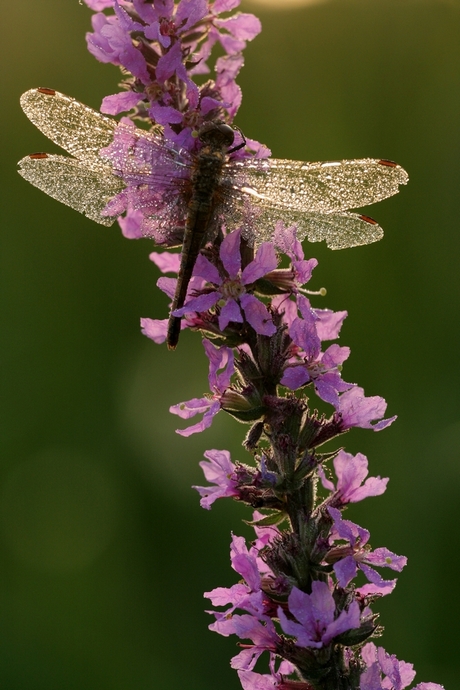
[
  {"x1": 20, "y1": 88, "x2": 117, "y2": 167},
  {"x1": 230, "y1": 157, "x2": 408, "y2": 214}
]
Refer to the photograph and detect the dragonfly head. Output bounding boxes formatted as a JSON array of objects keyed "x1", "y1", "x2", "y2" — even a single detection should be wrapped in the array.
[{"x1": 198, "y1": 121, "x2": 235, "y2": 150}]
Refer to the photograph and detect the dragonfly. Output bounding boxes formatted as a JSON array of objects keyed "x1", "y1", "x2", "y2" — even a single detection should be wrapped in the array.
[{"x1": 18, "y1": 87, "x2": 408, "y2": 348}]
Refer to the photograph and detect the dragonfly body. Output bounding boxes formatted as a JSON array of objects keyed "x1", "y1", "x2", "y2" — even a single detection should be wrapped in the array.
[
  {"x1": 18, "y1": 88, "x2": 409, "y2": 348},
  {"x1": 168, "y1": 122, "x2": 236, "y2": 348}
]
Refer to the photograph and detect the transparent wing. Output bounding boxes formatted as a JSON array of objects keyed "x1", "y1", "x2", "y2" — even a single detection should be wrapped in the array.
[
  {"x1": 247, "y1": 208, "x2": 383, "y2": 249},
  {"x1": 18, "y1": 154, "x2": 125, "y2": 226},
  {"x1": 19, "y1": 88, "x2": 193, "y2": 231},
  {"x1": 217, "y1": 156, "x2": 408, "y2": 248},
  {"x1": 217, "y1": 185, "x2": 384, "y2": 249},
  {"x1": 227, "y1": 157, "x2": 408, "y2": 214},
  {"x1": 102, "y1": 123, "x2": 193, "y2": 181},
  {"x1": 19, "y1": 88, "x2": 406, "y2": 249},
  {"x1": 133, "y1": 188, "x2": 189, "y2": 246},
  {"x1": 19, "y1": 88, "x2": 193, "y2": 175},
  {"x1": 20, "y1": 88, "x2": 118, "y2": 169}
]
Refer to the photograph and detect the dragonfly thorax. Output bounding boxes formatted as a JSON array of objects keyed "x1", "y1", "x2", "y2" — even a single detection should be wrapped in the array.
[{"x1": 198, "y1": 121, "x2": 235, "y2": 150}]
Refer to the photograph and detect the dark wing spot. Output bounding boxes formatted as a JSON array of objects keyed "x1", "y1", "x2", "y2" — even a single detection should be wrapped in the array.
[{"x1": 359, "y1": 214, "x2": 378, "y2": 225}]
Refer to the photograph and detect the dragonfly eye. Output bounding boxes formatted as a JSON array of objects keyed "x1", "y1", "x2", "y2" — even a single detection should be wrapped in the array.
[{"x1": 198, "y1": 121, "x2": 235, "y2": 149}]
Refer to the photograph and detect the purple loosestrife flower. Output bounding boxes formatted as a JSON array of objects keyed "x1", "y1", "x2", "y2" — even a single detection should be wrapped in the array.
[
  {"x1": 169, "y1": 338, "x2": 234, "y2": 435},
  {"x1": 193, "y1": 449, "x2": 239, "y2": 508},
  {"x1": 205, "y1": 532, "x2": 267, "y2": 618},
  {"x1": 327, "y1": 507, "x2": 407, "y2": 595},
  {"x1": 173, "y1": 229, "x2": 278, "y2": 336},
  {"x1": 226, "y1": 615, "x2": 281, "y2": 671},
  {"x1": 258, "y1": 229, "x2": 355, "y2": 408},
  {"x1": 278, "y1": 581, "x2": 361, "y2": 650},
  {"x1": 273, "y1": 222, "x2": 318, "y2": 287},
  {"x1": 193, "y1": 446, "x2": 279, "y2": 510},
  {"x1": 211, "y1": 515, "x2": 280, "y2": 592},
  {"x1": 360, "y1": 643, "x2": 444, "y2": 690},
  {"x1": 204, "y1": 521, "x2": 273, "y2": 609},
  {"x1": 237, "y1": 656, "x2": 297, "y2": 690},
  {"x1": 279, "y1": 293, "x2": 354, "y2": 406},
  {"x1": 231, "y1": 618, "x2": 285, "y2": 672},
  {"x1": 335, "y1": 386, "x2": 397, "y2": 431},
  {"x1": 318, "y1": 450, "x2": 389, "y2": 507},
  {"x1": 316, "y1": 451, "x2": 405, "y2": 594},
  {"x1": 86, "y1": 2, "x2": 152, "y2": 84}
]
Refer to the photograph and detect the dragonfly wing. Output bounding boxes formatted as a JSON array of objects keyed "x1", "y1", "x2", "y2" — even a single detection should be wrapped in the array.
[
  {"x1": 215, "y1": 181, "x2": 384, "y2": 249},
  {"x1": 141, "y1": 199, "x2": 188, "y2": 246},
  {"x1": 20, "y1": 88, "x2": 194, "y2": 175},
  {"x1": 237, "y1": 206, "x2": 384, "y2": 250},
  {"x1": 292, "y1": 210, "x2": 383, "y2": 249},
  {"x1": 20, "y1": 89, "x2": 118, "y2": 168},
  {"x1": 230, "y1": 157, "x2": 408, "y2": 214},
  {"x1": 18, "y1": 154, "x2": 124, "y2": 226}
]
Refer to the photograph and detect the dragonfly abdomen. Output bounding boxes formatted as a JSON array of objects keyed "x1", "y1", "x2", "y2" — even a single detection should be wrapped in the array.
[{"x1": 166, "y1": 143, "x2": 228, "y2": 349}]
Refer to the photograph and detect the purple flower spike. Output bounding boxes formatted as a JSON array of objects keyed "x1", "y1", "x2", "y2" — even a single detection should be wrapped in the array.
[
  {"x1": 84, "y1": 0, "x2": 261, "y2": 129},
  {"x1": 21, "y1": 0, "x2": 433, "y2": 686}
]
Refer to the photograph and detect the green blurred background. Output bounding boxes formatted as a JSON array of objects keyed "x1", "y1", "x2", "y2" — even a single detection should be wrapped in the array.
[{"x1": 1, "y1": 0, "x2": 459, "y2": 687}]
